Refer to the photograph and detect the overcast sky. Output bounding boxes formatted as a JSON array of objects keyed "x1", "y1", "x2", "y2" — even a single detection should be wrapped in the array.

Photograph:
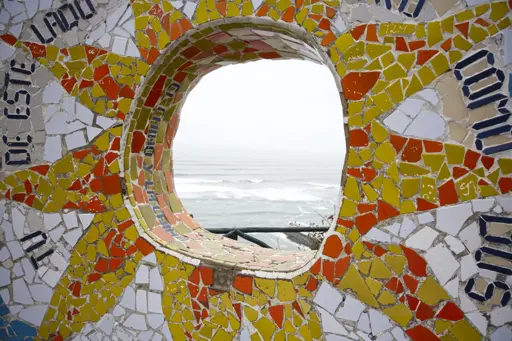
[{"x1": 173, "y1": 59, "x2": 346, "y2": 159}]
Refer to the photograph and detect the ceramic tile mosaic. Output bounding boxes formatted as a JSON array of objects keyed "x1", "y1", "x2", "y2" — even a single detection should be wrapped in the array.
[{"x1": 0, "y1": 0, "x2": 511, "y2": 340}]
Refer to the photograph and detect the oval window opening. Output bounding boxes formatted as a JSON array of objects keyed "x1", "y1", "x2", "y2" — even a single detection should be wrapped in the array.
[{"x1": 173, "y1": 59, "x2": 345, "y2": 251}]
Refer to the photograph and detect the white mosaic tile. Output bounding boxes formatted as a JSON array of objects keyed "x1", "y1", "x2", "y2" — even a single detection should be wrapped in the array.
[
  {"x1": 335, "y1": 295, "x2": 365, "y2": 322},
  {"x1": 399, "y1": 217, "x2": 416, "y2": 238},
  {"x1": 124, "y1": 313, "x2": 148, "y2": 330},
  {"x1": 491, "y1": 326, "x2": 512, "y2": 341},
  {"x1": 405, "y1": 226, "x2": 438, "y2": 250},
  {"x1": 436, "y1": 203, "x2": 472, "y2": 236},
  {"x1": 318, "y1": 307, "x2": 349, "y2": 335},
  {"x1": 44, "y1": 136, "x2": 62, "y2": 162},
  {"x1": 325, "y1": 334, "x2": 353, "y2": 341},
  {"x1": 13, "y1": 278, "x2": 33, "y2": 305},
  {"x1": 444, "y1": 235, "x2": 465, "y2": 255},
  {"x1": 417, "y1": 212, "x2": 434, "y2": 224},
  {"x1": 0, "y1": 267, "x2": 11, "y2": 287},
  {"x1": 136, "y1": 290, "x2": 147, "y2": 313},
  {"x1": 444, "y1": 276, "x2": 459, "y2": 298},
  {"x1": 417, "y1": 89, "x2": 439, "y2": 105},
  {"x1": 472, "y1": 199, "x2": 495, "y2": 212},
  {"x1": 490, "y1": 306, "x2": 512, "y2": 326},
  {"x1": 467, "y1": 312, "x2": 487, "y2": 335},
  {"x1": 404, "y1": 110, "x2": 445, "y2": 139},
  {"x1": 136, "y1": 264, "x2": 149, "y2": 284},
  {"x1": 120, "y1": 286, "x2": 136, "y2": 310},
  {"x1": 458, "y1": 222, "x2": 482, "y2": 253},
  {"x1": 98, "y1": 314, "x2": 115, "y2": 335},
  {"x1": 391, "y1": 327, "x2": 408, "y2": 341},
  {"x1": 29, "y1": 284, "x2": 52, "y2": 303},
  {"x1": 357, "y1": 312, "x2": 371, "y2": 334},
  {"x1": 18, "y1": 305, "x2": 46, "y2": 326},
  {"x1": 147, "y1": 314, "x2": 165, "y2": 329},
  {"x1": 497, "y1": 195, "x2": 512, "y2": 212},
  {"x1": 364, "y1": 228, "x2": 391, "y2": 243},
  {"x1": 314, "y1": 282, "x2": 344, "y2": 314},
  {"x1": 460, "y1": 290, "x2": 478, "y2": 313},
  {"x1": 384, "y1": 222, "x2": 400, "y2": 236},
  {"x1": 425, "y1": 243, "x2": 460, "y2": 285},
  {"x1": 148, "y1": 292, "x2": 162, "y2": 314},
  {"x1": 369, "y1": 309, "x2": 392, "y2": 335},
  {"x1": 460, "y1": 254, "x2": 479, "y2": 281},
  {"x1": 375, "y1": 332, "x2": 393, "y2": 341}
]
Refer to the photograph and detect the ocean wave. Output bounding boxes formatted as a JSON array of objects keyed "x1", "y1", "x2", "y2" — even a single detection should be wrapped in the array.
[
  {"x1": 306, "y1": 182, "x2": 339, "y2": 189},
  {"x1": 176, "y1": 184, "x2": 322, "y2": 202},
  {"x1": 174, "y1": 178, "x2": 264, "y2": 184}
]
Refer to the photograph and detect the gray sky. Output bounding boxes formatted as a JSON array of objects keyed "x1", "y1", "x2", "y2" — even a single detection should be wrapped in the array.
[{"x1": 173, "y1": 59, "x2": 345, "y2": 158}]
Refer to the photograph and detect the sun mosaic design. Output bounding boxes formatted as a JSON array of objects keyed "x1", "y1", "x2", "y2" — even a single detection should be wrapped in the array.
[{"x1": 0, "y1": 0, "x2": 511, "y2": 340}]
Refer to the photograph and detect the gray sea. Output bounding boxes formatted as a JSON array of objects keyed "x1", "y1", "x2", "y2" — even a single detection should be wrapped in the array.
[{"x1": 173, "y1": 148, "x2": 344, "y2": 250}]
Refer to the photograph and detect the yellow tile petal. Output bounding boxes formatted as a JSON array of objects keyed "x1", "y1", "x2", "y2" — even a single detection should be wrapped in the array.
[
  {"x1": 445, "y1": 144, "x2": 465, "y2": 164},
  {"x1": 344, "y1": 177, "x2": 361, "y2": 201},
  {"x1": 375, "y1": 141, "x2": 396, "y2": 164},
  {"x1": 398, "y1": 53, "x2": 415, "y2": 70},
  {"x1": 338, "y1": 265, "x2": 379, "y2": 308},
  {"x1": 335, "y1": 34, "x2": 355, "y2": 53},
  {"x1": 378, "y1": 290, "x2": 397, "y2": 305},
  {"x1": 382, "y1": 178, "x2": 400, "y2": 208},
  {"x1": 340, "y1": 199, "x2": 357, "y2": 217},
  {"x1": 371, "y1": 120, "x2": 390, "y2": 143},
  {"x1": 402, "y1": 178, "x2": 420, "y2": 198},
  {"x1": 441, "y1": 16, "x2": 454, "y2": 34},
  {"x1": 386, "y1": 162, "x2": 399, "y2": 183},
  {"x1": 255, "y1": 278, "x2": 275, "y2": 298},
  {"x1": 450, "y1": 319, "x2": 482, "y2": 341},
  {"x1": 435, "y1": 320, "x2": 452, "y2": 334},
  {"x1": 366, "y1": 44, "x2": 392, "y2": 59},
  {"x1": 416, "y1": 276, "x2": 450, "y2": 305},
  {"x1": 277, "y1": 280, "x2": 296, "y2": 302},
  {"x1": 400, "y1": 162, "x2": 429, "y2": 176},
  {"x1": 420, "y1": 176, "x2": 437, "y2": 203},
  {"x1": 427, "y1": 21, "x2": 443, "y2": 47},
  {"x1": 437, "y1": 163, "x2": 451, "y2": 180},
  {"x1": 348, "y1": 149, "x2": 364, "y2": 167},
  {"x1": 404, "y1": 75, "x2": 423, "y2": 98},
  {"x1": 370, "y1": 257, "x2": 393, "y2": 279},
  {"x1": 498, "y1": 158, "x2": 512, "y2": 174},
  {"x1": 400, "y1": 200, "x2": 416, "y2": 213},
  {"x1": 423, "y1": 153, "x2": 446, "y2": 172},
  {"x1": 453, "y1": 35, "x2": 473, "y2": 51},
  {"x1": 363, "y1": 184, "x2": 379, "y2": 202},
  {"x1": 383, "y1": 63, "x2": 407, "y2": 81},
  {"x1": 244, "y1": 306, "x2": 258, "y2": 322},
  {"x1": 352, "y1": 240, "x2": 365, "y2": 260},
  {"x1": 365, "y1": 277, "x2": 382, "y2": 296},
  {"x1": 418, "y1": 66, "x2": 437, "y2": 86},
  {"x1": 384, "y1": 255, "x2": 406, "y2": 275},
  {"x1": 383, "y1": 303, "x2": 413, "y2": 327},
  {"x1": 358, "y1": 260, "x2": 371, "y2": 275},
  {"x1": 254, "y1": 317, "x2": 276, "y2": 341},
  {"x1": 456, "y1": 173, "x2": 478, "y2": 201}
]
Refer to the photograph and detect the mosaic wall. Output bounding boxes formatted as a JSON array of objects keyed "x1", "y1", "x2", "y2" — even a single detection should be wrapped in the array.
[{"x1": 0, "y1": 0, "x2": 511, "y2": 340}]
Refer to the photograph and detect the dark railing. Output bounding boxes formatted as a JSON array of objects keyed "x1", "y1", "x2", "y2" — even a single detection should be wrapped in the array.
[{"x1": 206, "y1": 226, "x2": 330, "y2": 249}]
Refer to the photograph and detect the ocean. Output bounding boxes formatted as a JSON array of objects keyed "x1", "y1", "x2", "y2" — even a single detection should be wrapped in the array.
[{"x1": 173, "y1": 148, "x2": 344, "y2": 250}]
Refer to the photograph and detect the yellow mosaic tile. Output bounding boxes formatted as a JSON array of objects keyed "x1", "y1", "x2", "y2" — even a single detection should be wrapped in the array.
[
  {"x1": 383, "y1": 303, "x2": 413, "y2": 327},
  {"x1": 450, "y1": 319, "x2": 482, "y2": 341},
  {"x1": 338, "y1": 265, "x2": 379, "y2": 307},
  {"x1": 416, "y1": 276, "x2": 451, "y2": 305},
  {"x1": 369, "y1": 257, "x2": 393, "y2": 279}
]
